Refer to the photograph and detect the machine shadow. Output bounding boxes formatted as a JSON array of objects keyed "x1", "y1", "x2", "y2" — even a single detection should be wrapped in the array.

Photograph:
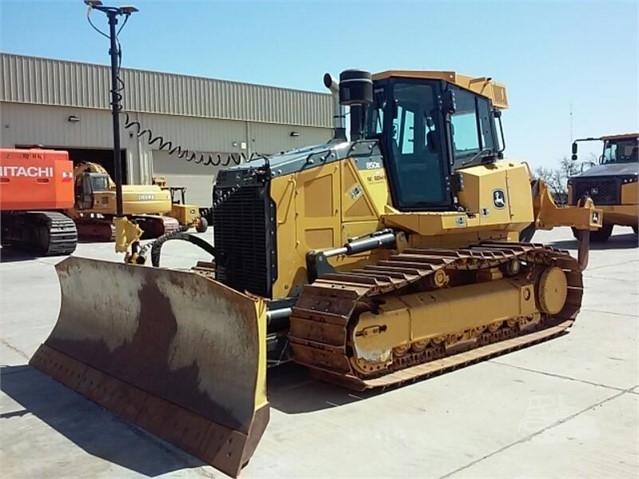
[
  {"x1": 266, "y1": 362, "x2": 384, "y2": 414},
  {"x1": 0, "y1": 364, "x2": 206, "y2": 476},
  {"x1": 547, "y1": 232, "x2": 638, "y2": 251},
  {"x1": 0, "y1": 248, "x2": 38, "y2": 262}
]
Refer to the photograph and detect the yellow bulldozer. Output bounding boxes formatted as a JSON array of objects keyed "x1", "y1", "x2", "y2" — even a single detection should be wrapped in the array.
[{"x1": 30, "y1": 69, "x2": 603, "y2": 477}]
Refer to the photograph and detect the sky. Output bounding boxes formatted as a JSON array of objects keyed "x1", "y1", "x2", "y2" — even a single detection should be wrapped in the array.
[{"x1": 0, "y1": 0, "x2": 637, "y2": 169}]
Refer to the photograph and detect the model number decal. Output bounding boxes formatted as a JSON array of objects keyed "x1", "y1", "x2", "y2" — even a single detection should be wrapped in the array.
[
  {"x1": 365, "y1": 161, "x2": 381, "y2": 170},
  {"x1": 137, "y1": 194, "x2": 155, "y2": 201}
]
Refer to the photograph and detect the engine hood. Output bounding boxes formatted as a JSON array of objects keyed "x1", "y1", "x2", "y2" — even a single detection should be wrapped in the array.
[
  {"x1": 572, "y1": 162, "x2": 638, "y2": 179},
  {"x1": 217, "y1": 138, "x2": 383, "y2": 184}
]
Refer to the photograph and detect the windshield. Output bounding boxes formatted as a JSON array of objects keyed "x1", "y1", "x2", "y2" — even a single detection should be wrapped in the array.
[
  {"x1": 89, "y1": 173, "x2": 111, "y2": 192},
  {"x1": 449, "y1": 86, "x2": 496, "y2": 167},
  {"x1": 602, "y1": 138, "x2": 639, "y2": 164}
]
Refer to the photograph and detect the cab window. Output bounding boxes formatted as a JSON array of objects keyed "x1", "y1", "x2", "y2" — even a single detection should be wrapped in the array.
[
  {"x1": 603, "y1": 139, "x2": 639, "y2": 164},
  {"x1": 89, "y1": 174, "x2": 110, "y2": 192},
  {"x1": 449, "y1": 88, "x2": 496, "y2": 164}
]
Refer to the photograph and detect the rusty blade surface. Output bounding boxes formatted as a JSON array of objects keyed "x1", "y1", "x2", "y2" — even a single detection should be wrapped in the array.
[{"x1": 30, "y1": 256, "x2": 269, "y2": 477}]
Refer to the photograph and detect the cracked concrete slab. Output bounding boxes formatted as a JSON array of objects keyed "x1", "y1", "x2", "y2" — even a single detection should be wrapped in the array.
[
  {"x1": 491, "y1": 309, "x2": 639, "y2": 391},
  {"x1": 446, "y1": 391, "x2": 638, "y2": 479},
  {"x1": 244, "y1": 361, "x2": 619, "y2": 479}
]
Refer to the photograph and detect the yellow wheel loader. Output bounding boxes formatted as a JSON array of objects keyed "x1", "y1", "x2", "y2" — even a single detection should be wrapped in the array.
[
  {"x1": 68, "y1": 161, "x2": 181, "y2": 240},
  {"x1": 30, "y1": 69, "x2": 603, "y2": 477},
  {"x1": 152, "y1": 176, "x2": 209, "y2": 233},
  {"x1": 569, "y1": 133, "x2": 638, "y2": 241}
]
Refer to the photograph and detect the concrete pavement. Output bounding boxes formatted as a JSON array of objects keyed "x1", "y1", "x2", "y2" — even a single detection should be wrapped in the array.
[{"x1": 1, "y1": 227, "x2": 637, "y2": 478}]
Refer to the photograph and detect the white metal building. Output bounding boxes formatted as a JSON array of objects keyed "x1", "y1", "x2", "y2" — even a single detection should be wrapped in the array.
[{"x1": 0, "y1": 53, "x2": 333, "y2": 206}]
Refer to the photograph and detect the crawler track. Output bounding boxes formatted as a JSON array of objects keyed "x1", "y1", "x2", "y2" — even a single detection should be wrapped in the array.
[
  {"x1": 74, "y1": 215, "x2": 181, "y2": 242},
  {"x1": 41, "y1": 211, "x2": 78, "y2": 255},
  {"x1": 288, "y1": 242, "x2": 583, "y2": 391},
  {"x1": 1, "y1": 211, "x2": 77, "y2": 256},
  {"x1": 74, "y1": 218, "x2": 116, "y2": 242}
]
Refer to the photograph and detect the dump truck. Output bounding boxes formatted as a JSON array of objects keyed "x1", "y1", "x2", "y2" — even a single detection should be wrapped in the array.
[
  {"x1": 68, "y1": 161, "x2": 181, "y2": 240},
  {"x1": 1, "y1": 148, "x2": 78, "y2": 256},
  {"x1": 30, "y1": 69, "x2": 603, "y2": 477},
  {"x1": 569, "y1": 133, "x2": 638, "y2": 241}
]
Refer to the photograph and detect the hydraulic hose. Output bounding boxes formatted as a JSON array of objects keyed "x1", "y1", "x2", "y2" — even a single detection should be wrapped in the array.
[{"x1": 149, "y1": 231, "x2": 216, "y2": 267}]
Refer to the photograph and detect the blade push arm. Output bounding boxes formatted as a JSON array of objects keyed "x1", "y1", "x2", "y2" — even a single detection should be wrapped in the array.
[{"x1": 530, "y1": 178, "x2": 603, "y2": 270}]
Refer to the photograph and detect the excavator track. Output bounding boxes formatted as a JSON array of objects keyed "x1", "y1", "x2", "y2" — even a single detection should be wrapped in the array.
[
  {"x1": 74, "y1": 215, "x2": 180, "y2": 242},
  {"x1": 74, "y1": 218, "x2": 116, "y2": 242},
  {"x1": 1, "y1": 211, "x2": 77, "y2": 256},
  {"x1": 289, "y1": 242, "x2": 583, "y2": 391}
]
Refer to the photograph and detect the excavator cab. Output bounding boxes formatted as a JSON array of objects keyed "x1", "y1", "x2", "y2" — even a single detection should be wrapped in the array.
[
  {"x1": 75, "y1": 173, "x2": 95, "y2": 211},
  {"x1": 74, "y1": 172, "x2": 108, "y2": 210}
]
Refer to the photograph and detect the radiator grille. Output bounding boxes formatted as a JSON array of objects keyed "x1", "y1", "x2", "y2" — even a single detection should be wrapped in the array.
[
  {"x1": 572, "y1": 178, "x2": 620, "y2": 205},
  {"x1": 213, "y1": 179, "x2": 276, "y2": 298}
]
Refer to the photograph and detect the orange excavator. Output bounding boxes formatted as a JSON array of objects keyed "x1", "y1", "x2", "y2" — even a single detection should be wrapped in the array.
[{"x1": 1, "y1": 148, "x2": 78, "y2": 256}]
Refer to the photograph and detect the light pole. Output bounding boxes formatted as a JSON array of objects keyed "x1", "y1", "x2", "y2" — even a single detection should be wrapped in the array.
[{"x1": 84, "y1": 1, "x2": 138, "y2": 218}]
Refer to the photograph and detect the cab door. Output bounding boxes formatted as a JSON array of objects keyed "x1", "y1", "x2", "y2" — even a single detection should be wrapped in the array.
[{"x1": 75, "y1": 173, "x2": 95, "y2": 210}]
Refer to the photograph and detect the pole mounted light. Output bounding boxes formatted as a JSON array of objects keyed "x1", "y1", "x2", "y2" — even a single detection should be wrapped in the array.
[{"x1": 84, "y1": 0, "x2": 138, "y2": 218}]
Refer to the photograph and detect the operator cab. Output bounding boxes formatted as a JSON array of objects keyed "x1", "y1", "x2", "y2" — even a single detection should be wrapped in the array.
[
  {"x1": 602, "y1": 136, "x2": 639, "y2": 164},
  {"x1": 569, "y1": 133, "x2": 639, "y2": 208},
  {"x1": 75, "y1": 172, "x2": 111, "y2": 209},
  {"x1": 360, "y1": 71, "x2": 506, "y2": 211}
]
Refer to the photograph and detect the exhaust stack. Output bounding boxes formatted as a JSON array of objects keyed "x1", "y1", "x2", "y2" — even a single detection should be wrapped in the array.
[
  {"x1": 323, "y1": 73, "x2": 347, "y2": 141},
  {"x1": 338, "y1": 69, "x2": 373, "y2": 142}
]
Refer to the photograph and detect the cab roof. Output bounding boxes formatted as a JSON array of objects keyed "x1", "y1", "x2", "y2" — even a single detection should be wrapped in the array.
[
  {"x1": 372, "y1": 70, "x2": 509, "y2": 110},
  {"x1": 601, "y1": 133, "x2": 639, "y2": 141}
]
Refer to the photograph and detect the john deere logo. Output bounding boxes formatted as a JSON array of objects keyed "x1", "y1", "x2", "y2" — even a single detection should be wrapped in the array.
[
  {"x1": 590, "y1": 187, "x2": 599, "y2": 195},
  {"x1": 493, "y1": 189, "x2": 506, "y2": 209}
]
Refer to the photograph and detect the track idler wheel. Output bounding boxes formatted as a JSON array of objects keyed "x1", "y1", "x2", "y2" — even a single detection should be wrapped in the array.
[{"x1": 536, "y1": 266, "x2": 568, "y2": 315}]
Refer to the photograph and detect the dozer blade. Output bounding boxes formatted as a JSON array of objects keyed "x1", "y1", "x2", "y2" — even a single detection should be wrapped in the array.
[{"x1": 30, "y1": 257, "x2": 269, "y2": 478}]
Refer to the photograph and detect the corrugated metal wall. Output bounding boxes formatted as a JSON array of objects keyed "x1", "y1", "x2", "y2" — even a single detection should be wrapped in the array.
[
  {"x1": 1, "y1": 103, "x2": 333, "y2": 200},
  {"x1": 151, "y1": 151, "x2": 221, "y2": 207},
  {"x1": 136, "y1": 113, "x2": 332, "y2": 157},
  {"x1": 249, "y1": 123, "x2": 329, "y2": 154},
  {"x1": 134, "y1": 113, "x2": 246, "y2": 153},
  {"x1": 148, "y1": 115, "x2": 332, "y2": 206},
  {"x1": 0, "y1": 102, "x2": 115, "y2": 148},
  {"x1": 1, "y1": 53, "x2": 333, "y2": 127},
  {"x1": 0, "y1": 54, "x2": 335, "y2": 202}
]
